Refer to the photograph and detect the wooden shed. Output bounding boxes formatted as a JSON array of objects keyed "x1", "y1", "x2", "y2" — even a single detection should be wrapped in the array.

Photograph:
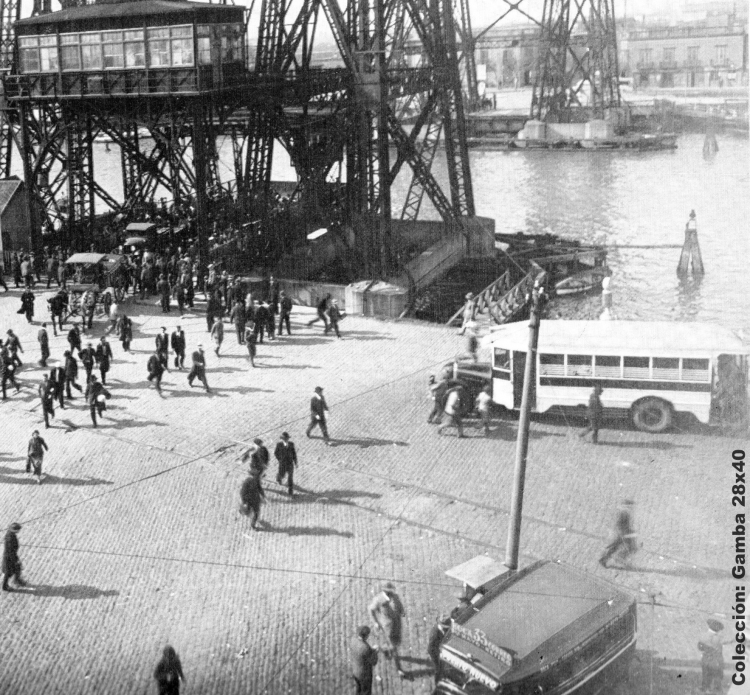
[{"x1": 0, "y1": 177, "x2": 32, "y2": 257}]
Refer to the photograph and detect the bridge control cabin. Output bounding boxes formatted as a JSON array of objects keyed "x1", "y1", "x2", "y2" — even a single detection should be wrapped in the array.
[{"x1": 11, "y1": 0, "x2": 246, "y2": 98}]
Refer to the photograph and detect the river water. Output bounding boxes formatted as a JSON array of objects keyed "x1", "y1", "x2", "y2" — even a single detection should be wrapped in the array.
[
  {"x1": 33, "y1": 131, "x2": 748, "y2": 333},
  {"x1": 393, "y1": 132, "x2": 750, "y2": 333}
]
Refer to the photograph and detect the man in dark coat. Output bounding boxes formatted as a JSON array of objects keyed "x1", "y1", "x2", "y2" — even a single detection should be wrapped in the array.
[
  {"x1": 599, "y1": 499, "x2": 637, "y2": 568},
  {"x1": 580, "y1": 385, "x2": 604, "y2": 444},
  {"x1": 95, "y1": 336, "x2": 113, "y2": 385},
  {"x1": 2, "y1": 523, "x2": 26, "y2": 591},
  {"x1": 187, "y1": 345, "x2": 209, "y2": 391},
  {"x1": 239, "y1": 471, "x2": 265, "y2": 530},
  {"x1": 253, "y1": 301, "x2": 269, "y2": 344},
  {"x1": 327, "y1": 299, "x2": 343, "y2": 338},
  {"x1": 19, "y1": 288, "x2": 35, "y2": 323},
  {"x1": 80, "y1": 342, "x2": 96, "y2": 383},
  {"x1": 156, "y1": 327, "x2": 170, "y2": 371},
  {"x1": 27, "y1": 430, "x2": 48, "y2": 484},
  {"x1": 307, "y1": 293, "x2": 330, "y2": 332},
  {"x1": 37, "y1": 323, "x2": 50, "y2": 367},
  {"x1": 427, "y1": 616, "x2": 451, "y2": 685},
  {"x1": 38, "y1": 374, "x2": 56, "y2": 429},
  {"x1": 171, "y1": 326, "x2": 186, "y2": 369},
  {"x1": 63, "y1": 350, "x2": 82, "y2": 398},
  {"x1": 48, "y1": 290, "x2": 66, "y2": 335},
  {"x1": 243, "y1": 438, "x2": 269, "y2": 477},
  {"x1": 350, "y1": 625, "x2": 379, "y2": 695},
  {"x1": 157, "y1": 274, "x2": 171, "y2": 313},
  {"x1": 306, "y1": 386, "x2": 331, "y2": 443},
  {"x1": 230, "y1": 300, "x2": 246, "y2": 345},
  {"x1": 274, "y1": 432, "x2": 297, "y2": 497},
  {"x1": 67, "y1": 324, "x2": 82, "y2": 357},
  {"x1": 85, "y1": 375, "x2": 111, "y2": 427},
  {"x1": 278, "y1": 290, "x2": 293, "y2": 336},
  {"x1": 6, "y1": 329, "x2": 23, "y2": 368},
  {"x1": 147, "y1": 351, "x2": 165, "y2": 393},
  {"x1": 50, "y1": 364, "x2": 65, "y2": 409}
]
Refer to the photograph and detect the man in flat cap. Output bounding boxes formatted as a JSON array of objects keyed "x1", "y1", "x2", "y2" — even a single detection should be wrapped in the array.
[
  {"x1": 2, "y1": 523, "x2": 26, "y2": 591},
  {"x1": 274, "y1": 432, "x2": 297, "y2": 498},
  {"x1": 698, "y1": 619, "x2": 725, "y2": 694},
  {"x1": 306, "y1": 386, "x2": 331, "y2": 444},
  {"x1": 368, "y1": 582, "x2": 406, "y2": 678},
  {"x1": 351, "y1": 625, "x2": 378, "y2": 695},
  {"x1": 427, "y1": 615, "x2": 451, "y2": 685}
]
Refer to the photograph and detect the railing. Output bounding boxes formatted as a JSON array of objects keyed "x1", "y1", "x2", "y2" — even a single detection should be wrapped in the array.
[
  {"x1": 446, "y1": 270, "x2": 511, "y2": 326},
  {"x1": 487, "y1": 265, "x2": 545, "y2": 325}
]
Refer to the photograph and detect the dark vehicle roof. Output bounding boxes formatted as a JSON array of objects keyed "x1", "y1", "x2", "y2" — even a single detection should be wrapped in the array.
[{"x1": 442, "y1": 561, "x2": 635, "y2": 682}]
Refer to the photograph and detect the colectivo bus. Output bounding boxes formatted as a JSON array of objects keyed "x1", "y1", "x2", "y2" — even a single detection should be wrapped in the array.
[{"x1": 482, "y1": 320, "x2": 748, "y2": 433}]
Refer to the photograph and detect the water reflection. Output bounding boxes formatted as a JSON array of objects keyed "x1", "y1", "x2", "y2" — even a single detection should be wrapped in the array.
[{"x1": 675, "y1": 274, "x2": 704, "y2": 321}]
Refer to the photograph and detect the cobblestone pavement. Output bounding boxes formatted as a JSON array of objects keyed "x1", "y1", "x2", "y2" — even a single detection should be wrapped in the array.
[{"x1": 0, "y1": 284, "x2": 740, "y2": 694}]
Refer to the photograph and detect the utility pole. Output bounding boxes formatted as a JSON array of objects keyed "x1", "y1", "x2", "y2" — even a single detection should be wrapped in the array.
[{"x1": 505, "y1": 282, "x2": 546, "y2": 571}]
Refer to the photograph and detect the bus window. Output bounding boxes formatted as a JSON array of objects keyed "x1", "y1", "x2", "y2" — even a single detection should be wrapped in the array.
[
  {"x1": 539, "y1": 353, "x2": 564, "y2": 376},
  {"x1": 653, "y1": 357, "x2": 679, "y2": 380},
  {"x1": 681, "y1": 358, "x2": 710, "y2": 381},
  {"x1": 594, "y1": 355, "x2": 621, "y2": 378},
  {"x1": 567, "y1": 355, "x2": 592, "y2": 377},
  {"x1": 494, "y1": 348, "x2": 511, "y2": 380},
  {"x1": 623, "y1": 356, "x2": 649, "y2": 379}
]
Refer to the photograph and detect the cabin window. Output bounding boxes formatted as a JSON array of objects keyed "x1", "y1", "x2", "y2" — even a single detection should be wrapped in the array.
[
  {"x1": 539, "y1": 353, "x2": 564, "y2": 376},
  {"x1": 124, "y1": 31, "x2": 145, "y2": 68},
  {"x1": 623, "y1": 356, "x2": 649, "y2": 379},
  {"x1": 170, "y1": 26, "x2": 194, "y2": 66},
  {"x1": 102, "y1": 31, "x2": 124, "y2": 69},
  {"x1": 493, "y1": 348, "x2": 511, "y2": 380},
  {"x1": 594, "y1": 355, "x2": 621, "y2": 379},
  {"x1": 567, "y1": 354, "x2": 592, "y2": 377},
  {"x1": 81, "y1": 33, "x2": 103, "y2": 70},
  {"x1": 652, "y1": 357, "x2": 679, "y2": 381},
  {"x1": 147, "y1": 28, "x2": 170, "y2": 67},
  {"x1": 19, "y1": 37, "x2": 40, "y2": 73},
  {"x1": 60, "y1": 34, "x2": 81, "y2": 71},
  {"x1": 681, "y1": 357, "x2": 710, "y2": 381},
  {"x1": 39, "y1": 35, "x2": 58, "y2": 72}
]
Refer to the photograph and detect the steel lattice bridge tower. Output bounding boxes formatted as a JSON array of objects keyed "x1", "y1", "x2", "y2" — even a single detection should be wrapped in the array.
[
  {"x1": 0, "y1": 0, "x2": 476, "y2": 276},
  {"x1": 531, "y1": 0, "x2": 620, "y2": 122}
]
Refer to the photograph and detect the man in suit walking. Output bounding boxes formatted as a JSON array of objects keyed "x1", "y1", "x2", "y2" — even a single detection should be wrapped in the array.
[
  {"x1": 63, "y1": 350, "x2": 82, "y2": 398},
  {"x1": 187, "y1": 344, "x2": 210, "y2": 392},
  {"x1": 49, "y1": 364, "x2": 65, "y2": 409},
  {"x1": 171, "y1": 325, "x2": 186, "y2": 369},
  {"x1": 274, "y1": 432, "x2": 297, "y2": 497},
  {"x1": 230, "y1": 299, "x2": 246, "y2": 345},
  {"x1": 80, "y1": 341, "x2": 96, "y2": 384},
  {"x1": 243, "y1": 438, "x2": 269, "y2": 477},
  {"x1": 37, "y1": 323, "x2": 50, "y2": 367},
  {"x1": 38, "y1": 374, "x2": 56, "y2": 429},
  {"x1": 95, "y1": 336, "x2": 113, "y2": 385},
  {"x1": 306, "y1": 386, "x2": 331, "y2": 444},
  {"x1": 239, "y1": 471, "x2": 266, "y2": 530},
  {"x1": 67, "y1": 324, "x2": 81, "y2": 357},
  {"x1": 350, "y1": 625, "x2": 379, "y2": 695},
  {"x1": 147, "y1": 351, "x2": 165, "y2": 393},
  {"x1": 2, "y1": 523, "x2": 27, "y2": 591},
  {"x1": 85, "y1": 375, "x2": 110, "y2": 427},
  {"x1": 155, "y1": 327, "x2": 170, "y2": 371},
  {"x1": 278, "y1": 290, "x2": 293, "y2": 336}
]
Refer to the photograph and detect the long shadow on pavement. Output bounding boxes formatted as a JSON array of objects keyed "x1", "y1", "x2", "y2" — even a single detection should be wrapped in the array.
[
  {"x1": 330, "y1": 436, "x2": 409, "y2": 449},
  {"x1": 295, "y1": 487, "x2": 382, "y2": 505},
  {"x1": 20, "y1": 584, "x2": 119, "y2": 600},
  {"x1": 263, "y1": 523, "x2": 354, "y2": 537}
]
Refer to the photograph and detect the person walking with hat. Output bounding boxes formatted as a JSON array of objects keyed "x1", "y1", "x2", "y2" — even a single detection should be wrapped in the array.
[
  {"x1": 156, "y1": 327, "x2": 170, "y2": 371},
  {"x1": 239, "y1": 470, "x2": 266, "y2": 530},
  {"x1": 230, "y1": 298, "x2": 246, "y2": 345},
  {"x1": 368, "y1": 582, "x2": 406, "y2": 678},
  {"x1": 243, "y1": 438, "x2": 269, "y2": 477},
  {"x1": 458, "y1": 293, "x2": 476, "y2": 335},
  {"x1": 37, "y1": 323, "x2": 50, "y2": 367},
  {"x1": 437, "y1": 385, "x2": 465, "y2": 438},
  {"x1": 171, "y1": 325, "x2": 186, "y2": 369},
  {"x1": 85, "y1": 374, "x2": 111, "y2": 427},
  {"x1": 80, "y1": 341, "x2": 96, "y2": 384},
  {"x1": 580, "y1": 385, "x2": 604, "y2": 444},
  {"x1": 118, "y1": 315, "x2": 133, "y2": 352},
  {"x1": 274, "y1": 432, "x2": 297, "y2": 498},
  {"x1": 19, "y1": 286, "x2": 35, "y2": 323},
  {"x1": 156, "y1": 274, "x2": 171, "y2": 313},
  {"x1": 63, "y1": 349, "x2": 82, "y2": 398},
  {"x1": 153, "y1": 645, "x2": 185, "y2": 695},
  {"x1": 308, "y1": 294, "x2": 331, "y2": 333},
  {"x1": 306, "y1": 386, "x2": 331, "y2": 444},
  {"x1": 278, "y1": 290, "x2": 293, "y2": 336},
  {"x1": 327, "y1": 299, "x2": 343, "y2": 338},
  {"x1": 599, "y1": 499, "x2": 638, "y2": 568},
  {"x1": 67, "y1": 323, "x2": 81, "y2": 357},
  {"x1": 147, "y1": 350, "x2": 166, "y2": 394},
  {"x1": 95, "y1": 335, "x2": 113, "y2": 385},
  {"x1": 350, "y1": 625, "x2": 379, "y2": 695},
  {"x1": 38, "y1": 374, "x2": 56, "y2": 430},
  {"x1": 2, "y1": 522, "x2": 27, "y2": 591},
  {"x1": 698, "y1": 619, "x2": 725, "y2": 694},
  {"x1": 6, "y1": 329, "x2": 23, "y2": 368},
  {"x1": 244, "y1": 322, "x2": 257, "y2": 367},
  {"x1": 187, "y1": 344, "x2": 210, "y2": 392},
  {"x1": 210, "y1": 317, "x2": 224, "y2": 357},
  {"x1": 427, "y1": 615, "x2": 451, "y2": 685},
  {"x1": 26, "y1": 430, "x2": 48, "y2": 484}
]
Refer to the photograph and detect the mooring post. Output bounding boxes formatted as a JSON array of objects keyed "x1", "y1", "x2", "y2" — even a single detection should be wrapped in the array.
[{"x1": 677, "y1": 209, "x2": 705, "y2": 276}]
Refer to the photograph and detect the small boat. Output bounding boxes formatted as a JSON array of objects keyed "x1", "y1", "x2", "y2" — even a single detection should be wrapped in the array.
[{"x1": 554, "y1": 268, "x2": 608, "y2": 296}]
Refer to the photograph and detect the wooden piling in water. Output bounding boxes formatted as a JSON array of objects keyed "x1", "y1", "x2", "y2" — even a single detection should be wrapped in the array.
[{"x1": 677, "y1": 210, "x2": 705, "y2": 276}]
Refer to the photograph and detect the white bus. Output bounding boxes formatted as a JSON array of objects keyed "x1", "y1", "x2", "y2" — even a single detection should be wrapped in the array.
[{"x1": 485, "y1": 320, "x2": 748, "y2": 432}]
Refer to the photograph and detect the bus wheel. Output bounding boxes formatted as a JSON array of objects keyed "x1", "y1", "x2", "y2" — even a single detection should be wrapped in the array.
[{"x1": 631, "y1": 398, "x2": 673, "y2": 433}]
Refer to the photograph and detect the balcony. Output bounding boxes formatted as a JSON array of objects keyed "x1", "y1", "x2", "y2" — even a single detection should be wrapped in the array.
[{"x1": 659, "y1": 60, "x2": 678, "y2": 69}]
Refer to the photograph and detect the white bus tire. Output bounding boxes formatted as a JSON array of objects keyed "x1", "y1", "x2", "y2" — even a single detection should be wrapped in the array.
[{"x1": 630, "y1": 398, "x2": 673, "y2": 433}]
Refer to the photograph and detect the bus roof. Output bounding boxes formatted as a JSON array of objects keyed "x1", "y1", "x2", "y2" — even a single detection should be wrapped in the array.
[
  {"x1": 443, "y1": 560, "x2": 634, "y2": 681},
  {"x1": 485, "y1": 320, "x2": 746, "y2": 356}
]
